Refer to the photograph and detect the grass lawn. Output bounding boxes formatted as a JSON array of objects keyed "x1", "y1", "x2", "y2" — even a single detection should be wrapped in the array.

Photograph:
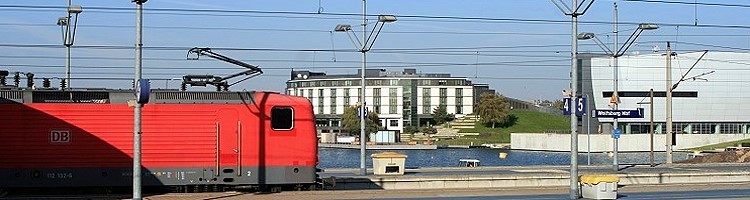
[
  {"x1": 435, "y1": 110, "x2": 569, "y2": 145},
  {"x1": 687, "y1": 138, "x2": 750, "y2": 151}
]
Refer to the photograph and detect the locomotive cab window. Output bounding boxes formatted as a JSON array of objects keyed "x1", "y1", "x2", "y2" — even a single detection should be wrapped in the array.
[{"x1": 271, "y1": 107, "x2": 294, "y2": 130}]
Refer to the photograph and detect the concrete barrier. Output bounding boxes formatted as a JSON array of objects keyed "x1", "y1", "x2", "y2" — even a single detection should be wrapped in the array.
[{"x1": 328, "y1": 170, "x2": 750, "y2": 190}]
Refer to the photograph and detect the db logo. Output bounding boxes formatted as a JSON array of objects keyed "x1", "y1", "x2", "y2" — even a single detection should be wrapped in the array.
[{"x1": 50, "y1": 130, "x2": 72, "y2": 144}]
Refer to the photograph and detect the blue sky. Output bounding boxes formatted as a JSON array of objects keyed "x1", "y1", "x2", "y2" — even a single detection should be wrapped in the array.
[{"x1": 1, "y1": 0, "x2": 749, "y2": 100}]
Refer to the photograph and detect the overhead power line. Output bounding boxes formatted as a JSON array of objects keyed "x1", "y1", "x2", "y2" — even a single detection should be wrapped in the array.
[
  {"x1": 623, "y1": 0, "x2": 750, "y2": 8},
  {"x1": 4, "y1": 5, "x2": 750, "y2": 29}
]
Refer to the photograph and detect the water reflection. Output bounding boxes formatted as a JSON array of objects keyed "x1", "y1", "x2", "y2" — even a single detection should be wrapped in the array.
[{"x1": 318, "y1": 148, "x2": 689, "y2": 168}]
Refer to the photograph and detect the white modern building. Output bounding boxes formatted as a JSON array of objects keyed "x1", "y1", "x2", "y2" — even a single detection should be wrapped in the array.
[
  {"x1": 511, "y1": 52, "x2": 750, "y2": 152},
  {"x1": 286, "y1": 69, "x2": 494, "y2": 133},
  {"x1": 581, "y1": 51, "x2": 750, "y2": 135}
]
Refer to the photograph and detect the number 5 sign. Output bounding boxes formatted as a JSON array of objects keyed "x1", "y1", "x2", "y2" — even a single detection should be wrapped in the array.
[
  {"x1": 575, "y1": 97, "x2": 586, "y2": 116},
  {"x1": 562, "y1": 97, "x2": 586, "y2": 116}
]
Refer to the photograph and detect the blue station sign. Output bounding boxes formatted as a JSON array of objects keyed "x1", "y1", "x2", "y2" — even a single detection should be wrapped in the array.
[{"x1": 594, "y1": 108, "x2": 644, "y2": 118}]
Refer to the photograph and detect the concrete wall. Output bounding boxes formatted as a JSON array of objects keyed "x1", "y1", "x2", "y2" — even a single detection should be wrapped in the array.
[{"x1": 511, "y1": 133, "x2": 750, "y2": 152}]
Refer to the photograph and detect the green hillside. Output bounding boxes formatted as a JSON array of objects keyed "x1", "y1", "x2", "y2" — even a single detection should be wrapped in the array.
[{"x1": 436, "y1": 110, "x2": 569, "y2": 145}]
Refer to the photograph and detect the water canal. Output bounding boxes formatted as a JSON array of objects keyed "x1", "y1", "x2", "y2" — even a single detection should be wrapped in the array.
[{"x1": 318, "y1": 148, "x2": 690, "y2": 168}]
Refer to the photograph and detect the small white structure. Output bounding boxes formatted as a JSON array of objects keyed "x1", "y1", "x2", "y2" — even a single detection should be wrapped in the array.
[
  {"x1": 336, "y1": 136, "x2": 356, "y2": 144},
  {"x1": 580, "y1": 175, "x2": 619, "y2": 200},
  {"x1": 371, "y1": 152, "x2": 407, "y2": 175},
  {"x1": 320, "y1": 132, "x2": 337, "y2": 143}
]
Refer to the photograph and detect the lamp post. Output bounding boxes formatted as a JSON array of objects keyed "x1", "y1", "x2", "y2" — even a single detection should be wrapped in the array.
[
  {"x1": 334, "y1": 4, "x2": 396, "y2": 176},
  {"x1": 57, "y1": 1, "x2": 82, "y2": 89},
  {"x1": 550, "y1": 0, "x2": 595, "y2": 198},
  {"x1": 132, "y1": 0, "x2": 147, "y2": 200},
  {"x1": 578, "y1": 20, "x2": 658, "y2": 171}
]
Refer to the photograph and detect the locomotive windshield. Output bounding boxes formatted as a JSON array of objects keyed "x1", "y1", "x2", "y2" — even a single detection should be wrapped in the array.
[{"x1": 271, "y1": 107, "x2": 294, "y2": 130}]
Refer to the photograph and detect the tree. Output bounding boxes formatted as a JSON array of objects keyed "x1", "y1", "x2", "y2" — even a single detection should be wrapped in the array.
[
  {"x1": 551, "y1": 99, "x2": 564, "y2": 110},
  {"x1": 432, "y1": 104, "x2": 455, "y2": 125},
  {"x1": 476, "y1": 93, "x2": 511, "y2": 128},
  {"x1": 341, "y1": 105, "x2": 381, "y2": 136}
]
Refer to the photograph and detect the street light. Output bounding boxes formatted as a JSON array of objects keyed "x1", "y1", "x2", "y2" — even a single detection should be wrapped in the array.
[
  {"x1": 579, "y1": 21, "x2": 659, "y2": 171},
  {"x1": 334, "y1": 13, "x2": 396, "y2": 176},
  {"x1": 57, "y1": 1, "x2": 83, "y2": 89}
]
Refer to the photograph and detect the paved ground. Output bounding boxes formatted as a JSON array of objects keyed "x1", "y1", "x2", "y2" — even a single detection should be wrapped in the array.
[{"x1": 44, "y1": 182, "x2": 744, "y2": 200}]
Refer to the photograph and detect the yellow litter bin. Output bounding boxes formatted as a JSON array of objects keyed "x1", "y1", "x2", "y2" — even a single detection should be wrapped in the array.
[
  {"x1": 371, "y1": 152, "x2": 408, "y2": 175},
  {"x1": 580, "y1": 175, "x2": 620, "y2": 199}
]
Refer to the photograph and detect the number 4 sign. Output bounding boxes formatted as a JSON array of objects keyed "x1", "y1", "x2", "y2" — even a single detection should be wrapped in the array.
[{"x1": 562, "y1": 98, "x2": 571, "y2": 115}]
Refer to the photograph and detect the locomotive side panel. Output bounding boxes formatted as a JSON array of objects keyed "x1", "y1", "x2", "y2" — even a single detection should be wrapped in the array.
[{"x1": 0, "y1": 91, "x2": 319, "y2": 188}]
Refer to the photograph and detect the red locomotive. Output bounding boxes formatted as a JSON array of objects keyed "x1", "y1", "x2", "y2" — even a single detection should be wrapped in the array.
[{"x1": 0, "y1": 89, "x2": 318, "y2": 191}]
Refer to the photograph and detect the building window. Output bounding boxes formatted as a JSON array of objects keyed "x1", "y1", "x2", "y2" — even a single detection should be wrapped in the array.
[
  {"x1": 720, "y1": 123, "x2": 741, "y2": 134},
  {"x1": 389, "y1": 97, "x2": 398, "y2": 114},
  {"x1": 374, "y1": 88, "x2": 381, "y2": 114},
  {"x1": 389, "y1": 119, "x2": 399, "y2": 127},
  {"x1": 456, "y1": 88, "x2": 463, "y2": 114},
  {"x1": 438, "y1": 80, "x2": 447, "y2": 85},
  {"x1": 318, "y1": 89, "x2": 324, "y2": 114},
  {"x1": 271, "y1": 107, "x2": 294, "y2": 130},
  {"x1": 330, "y1": 89, "x2": 337, "y2": 114},
  {"x1": 439, "y1": 88, "x2": 447, "y2": 106},
  {"x1": 307, "y1": 89, "x2": 313, "y2": 99},
  {"x1": 390, "y1": 79, "x2": 398, "y2": 86},
  {"x1": 344, "y1": 88, "x2": 350, "y2": 107}
]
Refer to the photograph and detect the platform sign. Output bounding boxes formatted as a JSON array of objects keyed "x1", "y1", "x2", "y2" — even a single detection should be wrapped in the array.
[
  {"x1": 575, "y1": 97, "x2": 586, "y2": 116},
  {"x1": 135, "y1": 79, "x2": 151, "y2": 104},
  {"x1": 562, "y1": 98, "x2": 572, "y2": 115},
  {"x1": 357, "y1": 107, "x2": 369, "y2": 117},
  {"x1": 594, "y1": 108, "x2": 644, "y2": 118},
  {"x1": 614, "y1": 129, "x2": 622, "y2": 139}
]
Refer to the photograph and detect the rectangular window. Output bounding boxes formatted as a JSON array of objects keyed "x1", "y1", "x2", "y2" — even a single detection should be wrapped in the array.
[
  {"x1": 374, "y1": 88, "x2": 381, "y2": 97},
  {"x1": 389, "y1": 119, "x2": 399, "y2": 127},
  {"x1": 456, "y1": 88, "x2": 463, "y2": 114},
  {"x1": 330, "y1": 89, "x2": 337, "y2": 114},
  {"x1": 389, "y1": 97, "x2": 397, "y2": 114},
  {"x1": 423, "y1": 88, "x2": 431, "y2": 96},
  {"x1": 374, "y1": 88, "x2": 381, "y2": 114},
  {"x1": 438, "y1": 80, "x2": 447, "y2": 85},
  {"x1": 389, "y1": 88, "x2": 397, "y2": 97},
  {"x1": 439, "y1": 88, "x2": 447, "y2": 106},
  {"x1": 318, "y1": 89, "x2": 324, "y2": 114},
  {"x1": 390, "y1": 79, "x2": 398, "y2": 86},
  {"x1": 271, "y1": 107, "x2": 294, "y2": 130}
]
